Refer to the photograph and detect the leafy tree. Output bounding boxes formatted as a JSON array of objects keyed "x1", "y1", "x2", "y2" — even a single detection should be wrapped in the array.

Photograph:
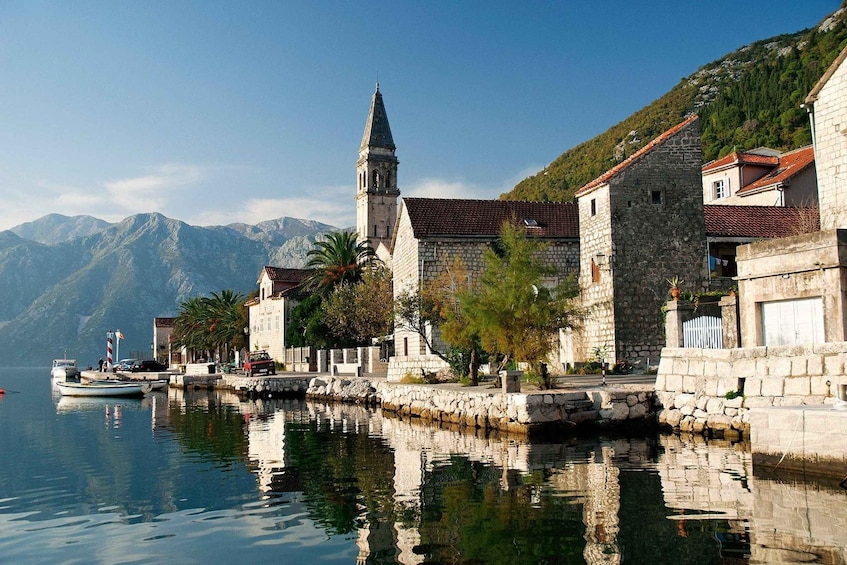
[
  {"x1": 302, "y1": 231, "x2": 378, "y2": 295},
  {"x1": 322, "y1": 265, "x2": 394, "y2": 346},
  {"x1": 461, "y1": 221, "x2": 579, "y2": 388},
  {"x1": 422, "y1": 257, "x2": 486, "y2": 385},
  {"x1": 286, "y1": 293, "x2": 333, "y2": 349}
]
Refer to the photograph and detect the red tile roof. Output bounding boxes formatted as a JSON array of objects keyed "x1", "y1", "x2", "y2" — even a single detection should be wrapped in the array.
[
  {"x1": 702, "y1": 151, "x2": 779, "y2": 173},
  {"x1": 576, "y1": 114, "x2": 699, "y2": 196},
  {"x1": 704, "y1": 205, "x2": 819, "y2": 238},
  {"x1": 402, "y1": 198, "x2": 579, "y2": 239},
  {"x1": 735, "y1": 146, "x2": 814, "y2": 195},
  {"x1": 260, "y1": 266, "x2": 310, "y2": 284}
]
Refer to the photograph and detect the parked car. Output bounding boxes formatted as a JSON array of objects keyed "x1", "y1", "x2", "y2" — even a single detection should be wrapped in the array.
[
  {"x1": 130, "y1": 360, "x2": 167, "y2": 372},
  {"x1": 114, "y1": 358, "x2": 139, "y2": 371},
  {"x1": 244, "y1": 351, "x2": 276, "y2": 377}
]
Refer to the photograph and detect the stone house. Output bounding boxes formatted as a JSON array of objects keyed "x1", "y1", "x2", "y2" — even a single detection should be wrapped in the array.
[
  {"x1": 701, "y1": 145, "x2": 816, "y2": 207},
  {"x1": 574, "y1": 115, "x2": 705, "y2": 366},
  {"x1": 246, "y1": 266, "x2": 310, "y2": 362},
  {"x1": 389, "y1": 197, "x2": 579, "y2": 379}
]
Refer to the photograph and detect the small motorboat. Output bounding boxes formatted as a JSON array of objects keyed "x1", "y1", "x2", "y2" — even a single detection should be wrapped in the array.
[
  {"x1": 55, "y1": 380, "x2": 152, "y2": 397},
  {"x1": 51, "y1": 358, "x2": 80, "y2": 380}
]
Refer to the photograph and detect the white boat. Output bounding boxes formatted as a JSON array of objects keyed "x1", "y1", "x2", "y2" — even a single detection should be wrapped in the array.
[
  {"x1": 55, "y1": 380, "x2": 151, "y2": 397},
  {"x1": 81, "y1": 376, "x2": 168, "y2": 391},
  {"x1": 51, "y1": 358, "x2": 80, "y2": 380}
]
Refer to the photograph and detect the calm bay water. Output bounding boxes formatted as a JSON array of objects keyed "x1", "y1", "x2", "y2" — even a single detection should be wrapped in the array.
[{"x1": 0, "y1": 367, "x2": 844, "y2": 564}]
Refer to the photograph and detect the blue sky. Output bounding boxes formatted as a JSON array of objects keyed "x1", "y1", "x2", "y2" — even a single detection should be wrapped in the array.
[{"x1": 0, "y1": 1, "x2": 839, "y2": 231}]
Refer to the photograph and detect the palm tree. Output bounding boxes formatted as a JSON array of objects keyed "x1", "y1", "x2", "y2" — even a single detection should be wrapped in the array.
[
  {"x1": 172, "y1": 290, "x2": 246, "y2": 362},
  {"x1": 303, "y1": 231, "x2": 378, "y2": 294}
]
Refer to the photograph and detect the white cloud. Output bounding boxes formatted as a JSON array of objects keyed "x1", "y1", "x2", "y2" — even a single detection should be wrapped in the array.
[
  {"x1": 184, "y1": 184, "x2": 356, "y2": 229},
  {"x1": 104, "y1": 164, "x2": 202, "y2": 212}
]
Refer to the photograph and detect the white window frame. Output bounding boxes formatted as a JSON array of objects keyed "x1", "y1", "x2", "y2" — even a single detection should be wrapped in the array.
[{"x1": 713, "y1": 179, "x2": 728, "y2": 199}]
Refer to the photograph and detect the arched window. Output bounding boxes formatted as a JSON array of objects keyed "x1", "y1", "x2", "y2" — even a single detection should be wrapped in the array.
[
  {"x1": 384, "y1": 172, "x2": 391, "y2": 187},
  {"x1": 372, "y1": 170, "x2": 379, "y2": 188}
]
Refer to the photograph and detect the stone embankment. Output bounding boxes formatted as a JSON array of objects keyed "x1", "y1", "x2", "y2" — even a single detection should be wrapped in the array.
[
  {"x1": 656, "y1": 345, "x2": 847, "y2": 439},
  {"x1": 307, "y1": 376, "x2": 656, "y2": 435}
]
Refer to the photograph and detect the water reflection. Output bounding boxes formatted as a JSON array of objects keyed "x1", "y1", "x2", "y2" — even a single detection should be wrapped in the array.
[{"x1": 0, "y1": 369, "x2": 843, "y2": 564}]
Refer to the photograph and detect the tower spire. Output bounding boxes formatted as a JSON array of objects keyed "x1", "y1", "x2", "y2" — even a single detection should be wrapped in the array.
[{"x1": 356, "y1": 85, "x2": 399, "y2": 263}]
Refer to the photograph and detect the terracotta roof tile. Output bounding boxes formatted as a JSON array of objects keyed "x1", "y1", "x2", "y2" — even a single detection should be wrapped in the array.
[
  {"x1": 702, "y1": 151, "x2": 779, "y2": 173},
  {"x1": 704, "y1": 204, "x2": 819, "y2": 238},
  {"x1": 260, "y1": 266, "x2": 310, "y2": 284},
  {"x1": 576, "y1": 115, "x2": 699, "y2": 196},
  {"x1": 402, "y1": 198, "x2": 579, "y2": 239},
  {"x1": 735, "y1": 146, "x2": 814, "y2": 195}
]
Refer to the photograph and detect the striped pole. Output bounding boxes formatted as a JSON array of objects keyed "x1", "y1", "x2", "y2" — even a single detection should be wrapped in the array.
[{"x1": 106, "y1": 330, "x2": 114, "y2": 370}]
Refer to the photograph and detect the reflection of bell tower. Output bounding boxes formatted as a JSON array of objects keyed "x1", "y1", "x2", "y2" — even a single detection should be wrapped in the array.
[{"x1": 356, "y1": 83, "x2": 400, "y2": 263}]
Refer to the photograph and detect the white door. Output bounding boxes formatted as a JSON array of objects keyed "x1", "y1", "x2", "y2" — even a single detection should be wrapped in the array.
[{"x1": 762, "y1": 298, "x2": 824, "y2": 346}]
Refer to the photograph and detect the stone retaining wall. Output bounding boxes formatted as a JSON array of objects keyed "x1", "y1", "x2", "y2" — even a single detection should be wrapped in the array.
[
  {"x1": 221, "y1": 374, "x2": 311, "y2": 397},
  {"x1": 656, "y1": 344, "x2": 847, "y2": 438},
  {"x1": 306, "y1": 376, "x2": 656, "y2": 435}
]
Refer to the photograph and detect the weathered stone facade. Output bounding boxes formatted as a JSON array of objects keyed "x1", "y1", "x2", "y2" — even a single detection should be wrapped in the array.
[
  {"x1": 576, "y1": 116, "x2": 706, "y2": 365},
  {"x1": 806, "y1": 45, "x2": 847, "y2": 230}
]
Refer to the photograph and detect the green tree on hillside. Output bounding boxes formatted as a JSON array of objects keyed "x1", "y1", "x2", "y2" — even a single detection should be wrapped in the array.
[{"x1": 506, "y1": 8, "x2": 847, "y2": 202}]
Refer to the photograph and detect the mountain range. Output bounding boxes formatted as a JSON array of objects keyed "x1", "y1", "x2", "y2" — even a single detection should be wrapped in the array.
[{"x1": 0, "y1": 213, "x2": 335, "y2": 367}]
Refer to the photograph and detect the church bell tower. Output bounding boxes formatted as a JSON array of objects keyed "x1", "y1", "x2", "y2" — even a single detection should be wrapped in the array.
[{"x1": 356, "y1": 84, "x2": 399, "y2": 261}]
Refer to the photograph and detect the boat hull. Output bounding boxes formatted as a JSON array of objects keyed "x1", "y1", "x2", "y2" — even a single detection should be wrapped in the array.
[{"x1": 56, "y1": 381, "x2": 151, "y2": 397}]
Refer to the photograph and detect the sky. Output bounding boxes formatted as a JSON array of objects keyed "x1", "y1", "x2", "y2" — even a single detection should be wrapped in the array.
[{"x1": 0, "y1": 1, "x2": 840, "y2": 232}]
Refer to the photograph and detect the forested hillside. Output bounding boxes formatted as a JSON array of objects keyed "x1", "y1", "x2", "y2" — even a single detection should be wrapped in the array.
[{"x1": 506, "y1": 6, "x2": 847, "y2": 202}]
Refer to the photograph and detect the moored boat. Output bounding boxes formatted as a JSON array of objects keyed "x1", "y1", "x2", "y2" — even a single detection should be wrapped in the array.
[
  {"x1": 51, "y1": 358, "x2": 80, "y2": 380},
  {"x1": 55, "y1": 381, "x2": 151, "y2": 397},
  {"x1": 80, "y1": 375, "x2": 168, "y2": 391}
]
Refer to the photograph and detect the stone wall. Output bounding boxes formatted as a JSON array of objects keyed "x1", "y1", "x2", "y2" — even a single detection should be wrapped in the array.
[
  {"x1": 306, "y1": 376, "x2": 656, "y2": 435},
  {"x1": 220, "y1": 374, "x2": 312, "y2": 397},
  {"x1": 749, "y1": 406, "x2": 847, "y2": 477},
  {"x1": 656, "y1": 344, "x2": 847, "y2": 438}
]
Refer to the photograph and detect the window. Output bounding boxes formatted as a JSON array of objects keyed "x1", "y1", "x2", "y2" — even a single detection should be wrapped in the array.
[
  {"x1": 651, "y1": 190, "x2": 663, "y2": 206},
  {"x1": 590, "y1": 199, "x2": 596, "y2": 216},
  {"x1": 591, "y1": 258, "x2": 601, "y2": 283},
  {"x1": 713, "y1": 179, "x2": 727, "y2": 199}
]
